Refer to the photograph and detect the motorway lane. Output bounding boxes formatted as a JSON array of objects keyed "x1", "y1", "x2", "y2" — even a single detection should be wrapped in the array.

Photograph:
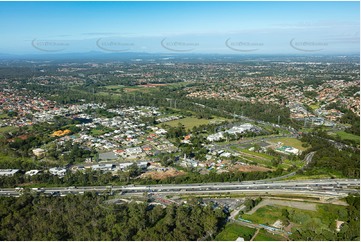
[{"x1": 0, "y1": 179, "x2": 359, "y2": 197}]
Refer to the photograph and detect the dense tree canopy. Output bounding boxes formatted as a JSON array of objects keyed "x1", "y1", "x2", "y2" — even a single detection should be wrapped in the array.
[
  {"x1": 300, "y1": 133, "x2": 360, "y2": 178},
  {"x1": 0, "y1": 193, "x2": 227, "y2": 241}
]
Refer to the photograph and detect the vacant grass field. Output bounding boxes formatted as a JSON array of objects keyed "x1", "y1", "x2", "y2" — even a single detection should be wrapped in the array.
[
  {"x1": 285, "y1": 173, "x2": 344, "y2": 180},
  {"x1": 109, "y1": 83, "x2": 181, "y2": 93},
  {"x1": 0, "y1": 126, "x2": 18, "y2": 133},
  {"x1": 97, "y1": 91, "x2": 121, "y2": 97},
  {"x1": 268, "y1": 137, "x2": 307, "y2": 151},
  {"x1": 282, "y1": 159, "x2": 304, "y2": 168},
  {"x1": 241, "y1": 149, "x2": 275, "y2": 160},
  {"x1": 241, "y1": 203, "x2": 348, "y2": 235},
  {"x1": 90, "y1": 128, "x2": 112, "y2": 136},
  {"x1": 215, "y1": 223, "x2": 256, "y2": 241},
  {"x1": 104, "y1": 84, "x2": 160, "y2": 93},
  {"x1": 161, "y1": 117, "x2": 227, "y2": 130},
  {"x1": 243, "y1": 156, "x2": 273, "y2": 167},
  {"x1": 0, "y1": 113, "x2": 9, "y2": 119},
  {"x1": 254, "y1": 229, "x2": 285, "y2": 241},
  {"x1": 104, "y1": 85, "x2": 124, "y2": 90},
  {"x1": 334, "y1": 131, "x2": 360, "y2": 143},
  {"x1": 242, "y1": 205, "x2": 283, "y2": 225},
  {"x1": 124, "y1": 87, "x2": 156, "y2": 93},
  {"x1": 0, "y1": 126, "x2": 19, "y2": 138},
  {"x1": 232, "y1": 149, "x2": 273, "y2": 167},
  {"x1": 309, "y1": 103, "x2": 320, "y2": 110}
]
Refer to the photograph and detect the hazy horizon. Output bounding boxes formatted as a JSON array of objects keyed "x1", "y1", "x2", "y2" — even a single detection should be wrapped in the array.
[{"x1": 0, "y1": 1, "x2": 359, "y2": 55}]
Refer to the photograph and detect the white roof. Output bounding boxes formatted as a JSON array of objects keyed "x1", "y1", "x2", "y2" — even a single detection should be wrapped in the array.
[
  {"x1": 92, "y1": 164, "x2": 114, "y2": 169},
  {"x1": 49, "y1": 167, "x2": 66, "y2": 172},
  {"x1": 33, "y1": 148, "x2": 45, "y2": 152},
  {"x1": 25, "y1": 170, "x2": 40, "y2": 175},
  {"x1": 119, "y1": 163, "x2": 133, "y2": 168},
  {"x1": 0, "y1": 169, "x2": 19, "y2": 176}
]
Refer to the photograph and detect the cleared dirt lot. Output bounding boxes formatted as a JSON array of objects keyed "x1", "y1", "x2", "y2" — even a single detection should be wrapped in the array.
[
  {"x1": 140, "y1": 168, "x2": 185, "y2": 180},
  {"x1": 233, "y1": 164, "x2": 272, "y2": 172},
  {"x1": 246, "y1": 198, "x2": 317, "y2": 214}
]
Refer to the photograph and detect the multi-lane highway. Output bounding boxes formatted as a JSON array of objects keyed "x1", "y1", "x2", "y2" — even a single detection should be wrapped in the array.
[{"x1": 0, "y1": 179, "x2": 359, "y2": 198}]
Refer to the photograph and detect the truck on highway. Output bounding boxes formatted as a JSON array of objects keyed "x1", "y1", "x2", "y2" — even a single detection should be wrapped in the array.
[
  {"x1": 32, "y1": 188, "x2": 44, "y2": 192},
  {"x1": 15, "y1": 187, "x2": 24, "y2": 192}
]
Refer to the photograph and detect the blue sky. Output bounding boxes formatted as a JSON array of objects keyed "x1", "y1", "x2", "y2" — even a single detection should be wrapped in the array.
[{"x1": 0, "y1": 1, "x2": 359, "y2": 55}]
